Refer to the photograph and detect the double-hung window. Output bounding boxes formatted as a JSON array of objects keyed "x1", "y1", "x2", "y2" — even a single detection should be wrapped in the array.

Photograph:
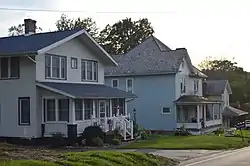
[
  {"x1": 44, "y1": 98, "x2": 69, "y2": 122},
  {"x1": 126, "y1": 78, "x2": 133, "y2": 93},
  {"x1": 75, "y1": 99, "x2": 83, "y2": 121},
  {"x1": 180, "y1": 78, "x2": 186, "y2": 94},
  {"x1": 45, "y1": 54, "x2": 67, "y2": 79},
  {"x1": 0, "y1": 57, "x2": 20, "y2": 79},
  {"x1": 18, "y1": 97, "x2": 30, "y2": 125},
  {"x1": 112, "y1": 79, "x2": 119, "y2": 88},
  {"x1": 194, "y1": 80, "x2": 199, "y2": 92},
  {"x1": 81, "y1": 60, "x2": 98, "y2": 82},
  {"x1": 84, "y1": 99, "x2": 93, "y2": 120}
]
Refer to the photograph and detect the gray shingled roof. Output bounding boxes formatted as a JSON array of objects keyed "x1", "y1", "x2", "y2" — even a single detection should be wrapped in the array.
[
  {"x1": 205, "y1": 80, "x2": 232, "y2": 95},
  {"x1": 37, "y1": 82, "x2": 136, "y2": 98},
  {"x1": 105, "y1": 36, "x2": 205, "y2": 77},
  {"x1": 223, "y1": 106, "x2": 248, "y2": 117},
  {"x1": 174, "y1": 95, "x2": 221, "y2": 104}
]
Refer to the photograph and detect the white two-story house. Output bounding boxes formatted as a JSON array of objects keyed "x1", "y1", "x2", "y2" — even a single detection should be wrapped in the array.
[
  {"x1": 105, "y1": 36, "x2": 235, "y2": 134},
  {"x1": 0, "y1": 19, "x2": 135, "y2": 140}
]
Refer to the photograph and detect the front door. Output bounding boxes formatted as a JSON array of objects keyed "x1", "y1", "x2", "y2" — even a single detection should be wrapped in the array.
[{"x1": 99, "y1": 100, "x2": 106, "y2": 118}]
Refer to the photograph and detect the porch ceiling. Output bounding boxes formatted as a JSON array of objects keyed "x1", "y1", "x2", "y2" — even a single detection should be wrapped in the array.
[
  {"x1": 174, "y1": 95, "x2": 221, "y2": 104},
  {"x1": 36, "y1": 81, "x2": 137, "y2": 99},
  {"x1": 223, "y1": 106, "x2": 248, "y2": 117}
]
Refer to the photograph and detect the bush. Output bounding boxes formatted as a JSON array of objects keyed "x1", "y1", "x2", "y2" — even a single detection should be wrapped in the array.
[
  {"x1": 111, "y1": 138, "x2": 121, "y2": 145},
  {"x1": 113, "y1": 128, "x2": 121, "y2": 139},
  {"x1": 82, "y1": 126, "x2": 104, "y2": 146},
  {"x1": 51, "y1": 132, "x2": 65, "y2": 148},
  {"x1": 91, "y1": 137, "x2": 104, "y2": 147},
  {"x1": 140, "y1": 130, "x2": 149, "y2": 140},
  {"x1": 214, "y1": 127, "x2": 224, "y2": 135},
  {"x1": 133, "y1": 122, "x2": 139, "y2": 136},
  {"x1": 174, "y1": 126, "x2": 191, "y2": 136}
]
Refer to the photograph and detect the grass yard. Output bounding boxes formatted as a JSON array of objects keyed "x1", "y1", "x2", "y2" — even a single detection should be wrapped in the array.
[
  {"x1": 121, "y1": 135, "x2": 249, "y2": 150},
  {"x1": 0, "y1": 143, "x2": 177, "y2": 166}
]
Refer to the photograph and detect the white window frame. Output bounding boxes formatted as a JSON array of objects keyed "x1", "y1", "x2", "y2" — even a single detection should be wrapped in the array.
[
  {"x1": 0, "y1": 57, "x2": 20, "y2": 79},
  {"x1": 45, "y1": 54, "x2": 67, "y2": 80},
  {"x1": 194, "y1": 80, "x2": 199, "y2": 92},
  {"x1": 18, "y1": 97, "x2": 30, "y2": 126},
  {"x1": 161, "y1": 107, "x2": 171, "y2": 114},
  {"x1": 43, "y1": 97, "x2": 69, "y2": 123},
  {"x1": 75, "y1": 99, "x2": 96, "y2": 121},
  {"x1": 112, "y1": 79, "x2": 119, "y2": 88},
  {"x1": 126, "y1": 78, "x2": 134, "y2": 93},
  {"x1": 81, "y1": 59, "x2": 98, "y2": 82},
  {"x1": 71, "y1": 57, "x2": 78, "y2": 69}
]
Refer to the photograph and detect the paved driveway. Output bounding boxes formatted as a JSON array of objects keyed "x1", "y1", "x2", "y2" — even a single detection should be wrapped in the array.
[{"x1": 116, "y1": 149, "x2": 223, "y2": 161}]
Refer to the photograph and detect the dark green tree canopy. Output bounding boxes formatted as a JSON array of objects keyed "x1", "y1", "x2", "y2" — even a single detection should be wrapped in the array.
[
  {"x1": 199, "y1": 57, "x2": 249, "y2": 104},
  {"x1": 99, "y1": 18, "x2": 154, "y2": 54},
  {"x1": 199, "y1": 57, "x2": 244, "y2": 72},
  {"x1": 55, "y1": 14, "x2": 99, "y2": 40}
]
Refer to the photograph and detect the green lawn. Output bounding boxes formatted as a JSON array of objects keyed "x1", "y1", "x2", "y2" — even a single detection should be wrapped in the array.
[
  {"x1": 121, "y1": 135, "x2": 249, "y2": 150},
  {"x1": 0, "y1": 142, "x2": 177, "y2": 166},
  {"x1": 0, "y1": 151, "x2": 177, "y2": 166}
]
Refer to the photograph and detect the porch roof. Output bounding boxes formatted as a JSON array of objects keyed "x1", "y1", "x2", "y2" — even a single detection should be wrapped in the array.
[
  {"x1": 174, "y1": 95, "x2": 221, "y2": 104},
  {"x1": 223, "y1": 106, "x2": 248, "y2": 117},
  {"x1": 36, "y1": 82, "x2": 137, "y2": 99}
]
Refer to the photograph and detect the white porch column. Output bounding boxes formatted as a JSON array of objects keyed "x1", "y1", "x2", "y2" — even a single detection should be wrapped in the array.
[
  {"x1": 125, "y1": 99, "x2": 128, "y2": 116},
  {"x1": 212, "y1": 104, "x2": 215, "y2": 125},
  {"x1": 196, "y1": 105, "x2": 200, "y2": 128},
  {"x1": 92, "y1": 100, "x2": 96, "y2": 118},
  {"x1": 69, "y1": 99, "x2": 75, "y2": 124},
  {"x1": 109, "y1": 99, "x2": 112, "y2": 117}
]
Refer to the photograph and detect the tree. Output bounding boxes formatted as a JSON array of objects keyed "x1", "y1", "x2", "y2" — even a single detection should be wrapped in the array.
[
  {"x1": 8, "y1": 24, "x2": 42, "y2": 36},
  {"x1": 55, "y1": 14, "x2": 99, "y2": 40},
  {"x1": 99, "y1": 18, "x2": 154, "y2": 54},
  {"x1": 199, "y1": 57, "x2": 244, "y2": 72},
  {"x1": 199, "y1": 57, "x2": 249, "y2": 103}
]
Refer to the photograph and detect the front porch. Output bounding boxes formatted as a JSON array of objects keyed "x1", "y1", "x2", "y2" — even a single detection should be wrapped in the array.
[
  {"x1": 175, "y1": 95, "x2": 222, "y2": 134},
  {"x1": 37, "y1": 82, "x2": 136, "y2": 140}
]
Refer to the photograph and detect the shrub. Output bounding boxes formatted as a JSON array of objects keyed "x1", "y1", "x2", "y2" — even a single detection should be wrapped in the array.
[
  {"x1": 91, "y1": 137, "x2": 104, "y2": 147},
  {"x1": 174, "y1": 126, "x2": 191, "y2": 136},
  {"x1": 140, "y1": 130, "x2": 149, "y2": 140},
  {"x1": 113, "y1": 128, "x2": 121, "y2": 139},
  {"x1": 214, "y1": 127, "x2": 224, "y2": 135},
  {"x1": 82, "y1": 126, "x2": 104, "y2": 146},
  {"x1": 51, "y1": 132, "x2": 65, "y2": 148},
  {"x1": 111, "y1": 138, "x2": 121, "y2": 145},
  {"x1": 133, "y1": 122, "x2": 139, "y2": 136}
]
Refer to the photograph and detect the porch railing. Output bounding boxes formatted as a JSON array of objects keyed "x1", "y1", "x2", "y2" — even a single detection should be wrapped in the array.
[{"x1": 75, "y1": 114, "x2": 134, "y2": 140}]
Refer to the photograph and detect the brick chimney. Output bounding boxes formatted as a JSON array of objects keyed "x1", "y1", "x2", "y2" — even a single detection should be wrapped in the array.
[{"x1": 24, "y1": 19, "x2": 36, "y2": 35}]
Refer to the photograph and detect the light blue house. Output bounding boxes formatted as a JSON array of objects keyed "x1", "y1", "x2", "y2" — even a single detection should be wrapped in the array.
[{"x1": 104, "y1": 36, "x2": 246, "y2": 134}]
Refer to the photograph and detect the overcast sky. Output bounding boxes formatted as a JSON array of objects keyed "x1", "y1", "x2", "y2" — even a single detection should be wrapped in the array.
[{"x1": 0, "y1": 0, "x2": 250, "y2": 70}]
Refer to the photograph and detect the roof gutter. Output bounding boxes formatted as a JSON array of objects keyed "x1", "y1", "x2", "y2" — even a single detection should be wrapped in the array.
[{"x1": 0, "y1": 51, "x2": 37, "y2": 56}]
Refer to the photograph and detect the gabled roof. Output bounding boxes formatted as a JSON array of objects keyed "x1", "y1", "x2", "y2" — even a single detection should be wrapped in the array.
[
  {"x1": 104, "y1": 35, "x2": 206, "y2": 77},
  {"x1": 0, "y1": 29, "x2": 117, "y2": 65},
  {"x1": 223, "y1": 106, "x2": 248, "y2": 117},
  {"x1": 37, "y1": 82, "x2": 136, "y2": 99},
  {"x1": 204, "y1": 80, "x2": 232, "y2": 95},
  {"x1": 0, "y1": 29, "x2": 82, "y2": 55}
]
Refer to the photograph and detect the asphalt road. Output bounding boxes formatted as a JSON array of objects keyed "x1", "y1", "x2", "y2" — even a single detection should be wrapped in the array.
[{"x1": 179, "y1": 147, "x2": 250, "y2": 166}]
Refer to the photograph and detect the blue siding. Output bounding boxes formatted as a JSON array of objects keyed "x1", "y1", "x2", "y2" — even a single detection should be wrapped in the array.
[{"x1": 105, "y1": 75, "x2": 176, "y2": 131}]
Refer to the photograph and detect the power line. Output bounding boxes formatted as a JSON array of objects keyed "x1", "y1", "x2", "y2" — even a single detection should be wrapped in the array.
[{"x1": 0, "y1": 7, "x2": 174, "y2": 14}]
